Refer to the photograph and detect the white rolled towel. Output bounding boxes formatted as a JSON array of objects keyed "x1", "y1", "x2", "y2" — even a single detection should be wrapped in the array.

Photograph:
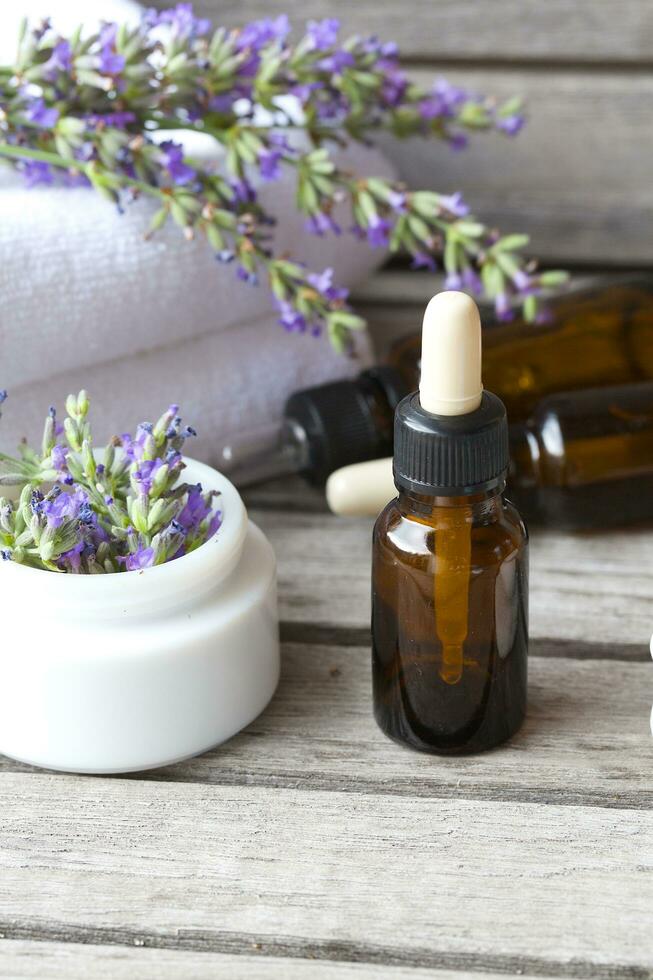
[
  {"x1": 0, "y1": 1, "x2": 394, "y2": 388},
  {"x1": 1, "y1": 312, "x2": 370, "y2": 467}
]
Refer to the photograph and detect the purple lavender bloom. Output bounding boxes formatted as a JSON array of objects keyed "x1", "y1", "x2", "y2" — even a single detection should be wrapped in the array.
[
  {"x1": 1, "y1": 550, "x2": 11, "y2": 561},
  {"x1": 258, "y1": 147, "x2": 282, "y2": 181},
  {"x1": 291, "y1": 81, "x2": 323, "y2": 103},
  {"x1": 494, "y1": 292, "x2": 514, "y2": 322},
  {"x1": 86, "y1": 111, "x2": 136, "y2": 129},
  {"x1": 177, "y1": 484, "x2": 211, "y2": 530},
  {"x1": 277, "y1": 300, "x2": 307, "y2": 333},
  {"x1": 307, "y1": 268, "x2": 349, "y2": 302},
  {"x1": 97, "y1": 23, "x2": 126, "y2": 74},
  {"x1": 497, "y1": 114, "x2": 525, "y2": 136},
  {"x1": 99, "y1": 48, "x2": 126, "y2": 74},
  {"x1": 433, "y1": 77, "x2": 468, "y2": 113},
  {"x1": 231, "y1": 178, "x2": 256, "y2": 204},
  {"x1": 448, "y1": 132, "x2": 469, "y2": 152},
  {"x1": 132, "y1": 457, "x2": 164, "y2": 495},
  {"x1": 122, "y1": 422, "x2": 152, "y2": 462},
  {"x1": 235, "y1": 15, "x2": 290, "y2": 52},
  {"x1": 42, "y1": 487, "x2": 87, "y2": 529},
  {"x1": 56, "y1": 540, "x2": 84, "y2": 572},
  {"x1": 387, "y1": 190, "x2": 408, "y2": 214},
  {"x1": 305, "y1": 211, "x2": 341, "y2": 237},
  {"x1": 21, "y1": 160, "x2": 54, "y2": 187},
  {"x1": 380, "y1": 68, "x2": 408, "y2": 108},
  {"x1": 51, "y1": 444, "x2": 69, "y2": 478},
  {"x1": 439, "y1": 192, "x2": 469, "y2": 217},
  {"x1": 411, "y1": 253, "x2": 437, "y2": 272},
  {"x1": 207, "y1": 509, "x2": 223, "y2": 539},
  {"x1": 25, "y1": 98, "x2": 59, "y2": 128},
  {"x1": 44, "y1": 39, "x2": 73, "y2": 79},
  {"x1": 511, "y1": 268, "x2": 532, "y2": 291},
  {"x1": 159, "y1": 141, "x2": 196, "y2": 186},
  {"x1": 317, "y1": 49, "x2": 355, "y2": 74},
  {"x1": 124, "y1": 545, "x2": 155, "y2": 571},
  {"x1": 445, "y1": 272, "x2": 463, "y2": 290},
  {"x1": 306, "y1": 18, "x2": 340, "y2": 50},
  {"x1": 153, "y1": 3, "x2": 211, "y2": 38},
  {"x1": 366, "y1": 214, "x2": 392, "y2": 249},
  {"x1": 236, "y1": 266, "x2": 258, "y2": 285},
  {"x1": 461, "y1": 266, "x2": 483, "y2": 294}
]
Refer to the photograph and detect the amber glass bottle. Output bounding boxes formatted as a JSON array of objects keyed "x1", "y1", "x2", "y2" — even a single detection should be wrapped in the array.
[
  {"x1": 389, "y1": 276, "x2": 653, "y2": 421},
  {"x1": 372, "y1": 291, "x2": 528, "y2": 755},
  {"x1": 372, "y1": 486, "x2": 528, "y2": 754},
  {"x1": 508, "y1": 381, "x2": 653, "y2": 529}
]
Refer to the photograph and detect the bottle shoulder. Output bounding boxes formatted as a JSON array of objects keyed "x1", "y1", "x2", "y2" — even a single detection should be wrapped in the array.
[{"x1": 374, "y1": 495, "x2": 527, "y2": 563}]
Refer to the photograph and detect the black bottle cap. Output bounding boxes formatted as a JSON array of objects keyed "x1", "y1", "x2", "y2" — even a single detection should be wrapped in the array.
[
  {"x1": 394, "y1": 390, "x2": 509, "y2": 496},
  {"x1": 285, "y1": 367, "x2": 410, "y2": 485}
]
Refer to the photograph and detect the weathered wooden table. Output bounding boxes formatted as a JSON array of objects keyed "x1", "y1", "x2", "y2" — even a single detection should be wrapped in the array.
[{"x1": 0, "y1": 473, "x2": 651, "y2": 979}]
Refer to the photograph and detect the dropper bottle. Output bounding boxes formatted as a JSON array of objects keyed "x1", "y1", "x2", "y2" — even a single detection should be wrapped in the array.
[
  {"x1": 220, "y1": 275, "x2": 653, "y2": 489},
  {"x1": 328, "y1": 379, "x2": 653, "y2": 530},
  {"x1": 372, "y1": 291, "x2": 528, "y2": 754}
]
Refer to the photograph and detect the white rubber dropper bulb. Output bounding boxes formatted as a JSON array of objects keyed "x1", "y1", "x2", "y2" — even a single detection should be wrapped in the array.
[{"x1": 419, "y1": 290, "x2": 483, "y2": 416}]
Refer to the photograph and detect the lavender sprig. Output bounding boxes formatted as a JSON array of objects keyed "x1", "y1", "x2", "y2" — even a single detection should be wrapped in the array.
[
  {"x1": 0, "y1": 7, "x2": 567, "y2": 347},
  {"x1": 0, "y1": 391, "x2": 222, "y2": 573}
]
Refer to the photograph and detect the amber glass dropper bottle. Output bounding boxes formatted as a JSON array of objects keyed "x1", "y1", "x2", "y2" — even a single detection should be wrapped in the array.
[
  {"x1": 327, "y1": 379, "x2": 653, "y2": 530},
  {"x1": 372, "y1": 291, "x2": 528, "y2": 754},
  {"x1": 220, "y1": 276, "x2": 653, "y2": 489},
  {"x1": 389, "y1": 275, "x2": 653, "y2": 421}
]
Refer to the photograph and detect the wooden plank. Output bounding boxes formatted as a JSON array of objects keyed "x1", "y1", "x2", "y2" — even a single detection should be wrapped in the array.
[
  {"x1": 0, "y1": 647, "x2": 650, "y2": 806},
  {"x1": 376, "y1": 67, "x2": 653, "y2": 265},
  {"x1": 160, "y1": 1, "x2": 653, "y2": 64},
  {"x1": 99, "y1": 648, "x2": 653, "y2": 808},
  {"x1": 0, "y1": 774, "x2": 650, "y2": 972},
  {"x1": 238, "y1": 508, "x2": 653, "y2": 647},
  {"x1": 1, "y1": 940, "x2": 516, "y2": 980}
]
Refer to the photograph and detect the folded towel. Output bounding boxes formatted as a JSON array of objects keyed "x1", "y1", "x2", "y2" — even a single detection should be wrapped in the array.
[
  {"x1": 2, "y1": 312, "x2": 371, "y2": 468},
  {"x1": 0, "y1": 136, "x2": 392, "y2": 388},
  {"x1": 0, "y1": 0, "x2": 390, "y2": 472}
]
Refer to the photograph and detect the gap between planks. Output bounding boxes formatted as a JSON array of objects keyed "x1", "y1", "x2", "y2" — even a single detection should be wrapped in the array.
[
  {"x1": 0, "y1": 928, "x2": 649, "y2": 980},
  {"x1": 1, "y1": 645, "x2": 650, "y2": 811}
]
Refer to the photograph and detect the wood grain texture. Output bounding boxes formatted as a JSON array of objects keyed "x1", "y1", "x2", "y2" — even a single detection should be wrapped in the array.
[
  {"x1": 0, "y1": 645, "x2": 650, "y2": 807},
  {"x1": 234, "y1": 506, "x2": 653, "y2": 648},
  {"x1": 0, "y1": 774, "x2": 651, "y2": 973},
  {"x1": 152, "y1": 1, "x2": 653, "y2": 64},
  {"x1": 1, "y1": 945, "x2": 582, "y2": 980},
  {"x1": 2, "y1": 940, "x2": 525, "y2": 980},
  {"x1": 93, "y1": 649, "x2": 653, "y2": 808},
  {"x1": 377, "y1": 67, "x2": 653, "y2": 264}
]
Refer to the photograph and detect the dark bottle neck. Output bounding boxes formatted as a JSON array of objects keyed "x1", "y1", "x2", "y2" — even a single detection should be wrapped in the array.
[{"x1": 397, "y1": 483, "x2": 506, "y2": 523}]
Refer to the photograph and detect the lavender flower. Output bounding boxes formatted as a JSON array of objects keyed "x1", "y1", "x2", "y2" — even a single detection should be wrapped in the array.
[
  {"x1": 305, "y1": 212, "x2": 341, "y2": 237},
  {"x1": 0, "y1": 7, "x2": 566, "y2": 338},
  {"x1": 0, "y1": 391, "x2": 222, "y2": 574},
  {"x1": 497, "y1": 114, "x2": 525, "y2": 136},
  {"x1": 366, "y1": 215, "x2": 392, "y2": 249},
  {"x1": 439, "y1": 192, "x2": 469, "y2": 217},
  {"x1": 258, "y1": 147, "x2": 282, "y2": 181},
  {"x1": 159, "y1": 141, "x2": 196, "y2": 186},
  {"x1": 124, "y1": 545, "x2": 155, "y2": 571},
  {"x1": 153, "y1": 3, "x2": 211, "y2": 38},
  {"x1": 25, "y1": 98, "x2": 59, "y2": 128},
  {"x1": 306, "y1": 18, "x2": 340, "y2": 50},
  {"x1": 235, "y1": 15, "x2": 290, "y2": 52},
  {"x1": 21, "y1": 160, "x2": 54, "y2": 187},
  {"x1": 97, "y1": 23, "x2": 126, "y2": 75}
]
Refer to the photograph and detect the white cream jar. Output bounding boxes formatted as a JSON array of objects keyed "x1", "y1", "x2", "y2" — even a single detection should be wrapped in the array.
[{"x1": 0, "y1": 458, "x2": 279, "y2": 773}]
